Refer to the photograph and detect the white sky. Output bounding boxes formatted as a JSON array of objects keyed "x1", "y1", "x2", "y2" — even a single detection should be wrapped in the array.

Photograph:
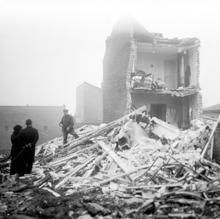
[{"x1": 0, "y1": 0, "x2": 220, "y2": 113}]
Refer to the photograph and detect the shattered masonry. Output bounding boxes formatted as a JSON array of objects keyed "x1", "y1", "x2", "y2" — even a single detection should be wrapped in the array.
[
  {"x1": 1, "y1": 106, "x2": 219, "y2": 218},
  {"x1": 103, "y1": 18, "x2": 202, "y2": 128}
]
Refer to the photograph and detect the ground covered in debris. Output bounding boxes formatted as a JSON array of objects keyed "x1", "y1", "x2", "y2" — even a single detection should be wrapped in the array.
[
  {"x1": 2, "y1": 180, "x2": 220, "y2": 219},
  {"x1": 1, "y1": 106, "x2": 220, "y2": 218}
]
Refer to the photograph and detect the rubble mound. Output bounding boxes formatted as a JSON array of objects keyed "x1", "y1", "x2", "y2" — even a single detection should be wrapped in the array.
[{"x1": 1, "y1": 106, "x2": 220, "y2": 218}]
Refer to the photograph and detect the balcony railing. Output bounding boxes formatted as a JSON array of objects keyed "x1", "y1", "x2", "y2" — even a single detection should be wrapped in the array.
[{"x1": 129, "y1": 70, "x2": 199, "y2": 97}]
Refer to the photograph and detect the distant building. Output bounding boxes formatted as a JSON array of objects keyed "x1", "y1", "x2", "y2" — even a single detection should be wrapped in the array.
[
  {"x1": 203, "y1": 103, "x2": 220, "y2": 119},
  {"x1": 75, "y1": 82, "x2": 103, "y2": 125},
  {"x1": 0, "y1": 105, "x2": 64, "y2": 152},
  {"x1": 103, "y1": 18, "x2": 202, "y2": 128}
]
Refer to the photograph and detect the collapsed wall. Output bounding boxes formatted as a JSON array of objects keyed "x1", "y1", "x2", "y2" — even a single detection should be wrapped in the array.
[{"x1": 103, "y1": 18, "x2": 202, "y2": 127}]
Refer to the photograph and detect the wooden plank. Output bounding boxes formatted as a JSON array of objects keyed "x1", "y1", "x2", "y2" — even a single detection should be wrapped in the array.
[
  {"x1": 84, "y1": 152, "x2": 109, "y2": 177},
  {"x1": 127, "y1": 183, "x2": 183, "y2": 189},
  {"x1": 96, "y1": 164, "x2": 150, "y2": 186},
  {"x1": 42, "y1": 187, "x2": 61, "y2": 197},
  {"x1": 151, "y1": 117, "x2": 180, "y2": 140},
  {"x1": 55, "y1": 156, "x2": 95, "y2": 189},
  {"x1": 210, "y1": 137, "x2": 214, "y2": 160},
  {"x1": 200, "y1": 158, "x2": 220, "y2": 172},
  {"x1": 98, "y1": 141, "x2": 133, "y2": 181},
  {"x1": 133, "y1": 157, "x2": 159, "y2": 181},
  {"x1": 47, "y1": 144, "x2": 98, "y2": 167},
  {"x1": 201, "y1": 114, "x2": 220, "y2": 158}
]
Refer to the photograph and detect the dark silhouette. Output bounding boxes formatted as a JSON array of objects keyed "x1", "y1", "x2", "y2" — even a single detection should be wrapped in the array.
[
  {"x1": 10, "y1": 125, "x2": 24, "y2": 175},
  {"x1": 19, "y1": 119, "x2": 39, "y2": 174},
  {"x1": 59, "y1": 109, "x2": 78, "y2": 144}
]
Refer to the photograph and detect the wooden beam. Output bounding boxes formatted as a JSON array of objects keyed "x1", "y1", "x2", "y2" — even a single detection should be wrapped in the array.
[
  {"x1": 201, "y1": 114, "x2": 220, "y2": 158},
  {"x1": 55, "y1": 156, "x2": 95, "y2": 189},
  {"x1": 47, "y1": 144, "x2": 98, "y2": 167},
  {"x1": 61, "y1": 106, "x2": 147, "y2": 151},
  {"x1": 98, "y1": 141, "x2": 133, "y2": 181},
  {"x1": 96, "y1": 164, "x2": 150, "y2": 186},
  {"x1": 42, "y1": 187, "x2": 61, "y2": 197}
]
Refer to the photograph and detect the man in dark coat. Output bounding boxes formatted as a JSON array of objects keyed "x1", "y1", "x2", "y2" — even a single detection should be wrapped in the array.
[
  {"x1": 19, "y1": 119, "x2": 39, "y2": 174},
  {"x1": 10, "y1": 125, "x2": 24, "y2": 176},
  {"x1": 59, "y1": 109, "x2": 78, "y2": 144}
]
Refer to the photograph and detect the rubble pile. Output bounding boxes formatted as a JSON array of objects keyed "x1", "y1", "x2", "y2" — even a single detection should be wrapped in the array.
[{"x1": 1, "y1": 106, "x2": 220, "y2": 218}]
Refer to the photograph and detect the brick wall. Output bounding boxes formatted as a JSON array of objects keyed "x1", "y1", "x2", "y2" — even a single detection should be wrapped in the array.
[
  {"x1": 103, "y1": 34, "x2": 132, "y2": 122},
  {"x1": 0, "y1": 106, "x2": 64, "y2": 152},
  {"x1": 125, "y1": 39, "x2": 137, "y2": 113},
  {"x1": 188, "y1": 47, "x2": 200, "y2": 87}
]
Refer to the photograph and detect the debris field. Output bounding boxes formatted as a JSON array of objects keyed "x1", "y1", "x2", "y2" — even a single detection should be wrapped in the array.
[{"x1": 1, "y1": 106, "x2": 220, "y2": 219}]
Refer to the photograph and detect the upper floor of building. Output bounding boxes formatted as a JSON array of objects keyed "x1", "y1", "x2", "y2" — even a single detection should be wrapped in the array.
[{"x1": 104, "y1": 17, "x2": 200, "y2": 97}]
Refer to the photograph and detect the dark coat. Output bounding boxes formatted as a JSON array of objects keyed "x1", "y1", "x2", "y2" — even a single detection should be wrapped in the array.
[
  {"x1": 19, "y1": 126, "x2": 39, "y2": 174},
  {"x1": 19, "y1": 126, "x2": 39, "y2": 147},
  {"x1": 11, "y1": 132, "x2": 23, "y2": 158},
  {"x1": 60, "y1": 114, "x2": 74, "y2": 131},
  {"x1": 10, "y1": 131, "x2": 24, "y2": 175}
]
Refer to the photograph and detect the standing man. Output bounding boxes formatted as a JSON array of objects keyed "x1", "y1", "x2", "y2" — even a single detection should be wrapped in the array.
[
  {"x1": 19, "y1": 119, "x2": 39, "y2": 174},
  {"x1": 59, "y1": 109, "x2": 78, "y2": 144},
  {"x1": 10, "y1": 125, "x2": 24, "y2": 176}
]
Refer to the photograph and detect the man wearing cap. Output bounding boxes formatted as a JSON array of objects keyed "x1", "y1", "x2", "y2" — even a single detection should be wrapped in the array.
[
  {"x1": 59, "y1": 109, "x2": 79, "y2": 144},
  {"x1": 19, "y1": 119, "x2": 39, "y2": 174}
]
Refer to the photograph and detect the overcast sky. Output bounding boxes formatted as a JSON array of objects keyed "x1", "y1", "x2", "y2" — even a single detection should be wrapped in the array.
[{"x1": 0, "y1": 0, "x2": 219, "y2": 113}]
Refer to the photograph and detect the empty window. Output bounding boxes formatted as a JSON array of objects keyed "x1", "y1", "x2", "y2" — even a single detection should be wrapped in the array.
[{"x1": 5, "y1": 125, "x2": 9, "y2": 131}]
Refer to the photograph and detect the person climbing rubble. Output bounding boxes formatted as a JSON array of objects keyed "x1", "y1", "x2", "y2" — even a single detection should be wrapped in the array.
[{"x1": 59, "y1": 109, "x2": 79, "y2": 144}]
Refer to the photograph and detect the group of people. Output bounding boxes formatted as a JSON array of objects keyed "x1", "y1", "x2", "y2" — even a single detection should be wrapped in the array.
[
  {"x1": 10, "y1": 109, "x2": 78, "y2": 176},
  {"x1": 10, "y1": 119, "x2": 39, "y2": 176}
]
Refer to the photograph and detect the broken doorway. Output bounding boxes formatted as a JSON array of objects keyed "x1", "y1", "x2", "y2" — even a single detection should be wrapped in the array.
[{"x1": 150, "y1": 104, "x2": 167, "y2": 121}]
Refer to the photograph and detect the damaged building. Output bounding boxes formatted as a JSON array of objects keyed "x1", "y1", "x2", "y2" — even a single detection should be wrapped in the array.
[{"x1": 103, "y1": 18, "x2": 202, "y2": 128}]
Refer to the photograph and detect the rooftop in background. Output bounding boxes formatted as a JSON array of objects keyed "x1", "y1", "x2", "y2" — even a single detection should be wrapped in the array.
[
  {"x1": 0, "y1": 105, "x2": 64, "y2": 152},
  {"x1": 203, "y1": 103, "x2": 220, "y2": 112},
  {"x1": 77, "y1": 82, "x2": 101, "y2": 91}
]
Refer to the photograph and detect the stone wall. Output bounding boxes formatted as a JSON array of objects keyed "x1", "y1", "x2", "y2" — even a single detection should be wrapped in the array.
[
  {"x1": 188, "y1": 47, "x2": 200, "y2": 87},
  {"x1": 0, "y1": 106, "x2": 64, "y2": 152},
  {"x1": 103, "y1": 34, "x2": 132, "y2": 122},
  {"x1": 125, "y1": 39, "x2": 137, "y2": 113}
]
